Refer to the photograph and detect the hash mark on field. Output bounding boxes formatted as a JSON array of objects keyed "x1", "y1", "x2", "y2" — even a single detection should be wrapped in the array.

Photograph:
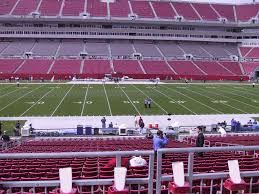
[
  {"x1": 81, "y1": 84, "x2": 90, "y2": 116},
  {"x1": 103, "y1": 84, "x2": 112, "y2": 116},
  {"x1": 164, "y1": 86, "x2": 224, "y2": 114},
  {"x1": 152, "y1": 87, "x2": 196, "y2": 114},
  {"x1": 193, "y1": 87, "x2": 248, "y2": 113},
  {"x1": 20, "y1": 88, "x2": 55, "y2": 116},
  {"x1": 0, "y1": 85, "x2": 44, "y2": 113},
  {"x1": 0, "y1": 87, "x2": 22, "y2": 99},
  {"x1": 132, "y1": 85, "x2": 168, "y2": 114},
  {"x1": 200, "y1": 87, "x2": 257, "y2": 110},
  {"x1": 51, "y1": 85, "x2": 75, "y2": 116},
  {"x1": 118, "y1": 84, "x2": 141, "y2": 115}
]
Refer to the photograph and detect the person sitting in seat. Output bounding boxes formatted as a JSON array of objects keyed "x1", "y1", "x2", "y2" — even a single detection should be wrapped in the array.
[{"x1": 1, "y1": 131, "x2": 10, "y2": 149}]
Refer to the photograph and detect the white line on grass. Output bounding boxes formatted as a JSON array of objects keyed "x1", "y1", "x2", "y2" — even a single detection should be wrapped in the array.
[
  {"x1": 51, "y1": 85, "x2": 75, "y2": 116},
  {"x1": 81, "y1": 84, "x2": 90, "y2": 116},
  {"x1": 231, "y1": 86, "x2": 259, "y2": 96},
  {"x1": 0, "y1": 85, "x2": 14, "y2": 93},
  {"x1": 102, "y1": 84, "x2": 112, "y2": 116},
  {"x1": 197, "y1": 87, "x2": 256, "y2": 110},
  {"x1": 191, "y1": 87, "x2": 248, "y2": 114},
  {"x1": 0, "y1": 85, "x2": 44, "y2": 113},
  {"x1": 220, "y1": 86, "x2": 259, "y2": 99},
  {"x1": 163, "y1": 85, "x2": 224, "y2": 114},
  {"x1": 0, "y1": 87, "x2": 22, "y2": 99},
  {"x1": 152, "y1": 87, "x2": 197, "y2": 115},
  {"x1": 19, "y1": 88, "x2": 55, "y2": 116},
  {"x1": 118, "y1": 84, "x2": 141, "y2": 115},
  {"x1": 132, "y1": 84, "x2": 168, "y2": 114}
]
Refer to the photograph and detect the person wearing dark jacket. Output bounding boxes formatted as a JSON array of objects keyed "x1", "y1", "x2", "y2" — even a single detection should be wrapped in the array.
[{"x1": 196, "y1": 126, "x2": 204, "y2": 157}]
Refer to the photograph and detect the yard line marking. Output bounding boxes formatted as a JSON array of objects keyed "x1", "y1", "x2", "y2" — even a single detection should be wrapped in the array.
[
  {"x1": 132, "y1": 84, "x2": 168, "y2": 114},
  {"x1": 232, "y1": 86, "x2": 259, "y2": 96},
  {"x1": 81, "y1": 84, "x2": 90, "y2": 116},
  {"x1": 192, "y1": 87, "x2": 248, "y2": 114},
  {"x1": 152, "y1": 87, "x2": 197, "y2": 115},
  {"x1": 0, "y1": 85, "x2": 44, "y2": 112},
  {"x1": 20, "y1": 88, "x2": 55, "y2": 116},
  {"x1": 197, "y1": 86, "x2": 256, "y2": 110},
  {"x1": 118, "y1": 84, "x2": 141, "y2": 115},
  {"x1": 163, "y1": 85, "x2": 223, "y2": 114},
  {"x1": 102, "y1": 84, "x2": 112, "y2": 116},
  {"x1": 0, "y1": 85, "x2": 14, "y2": 93},
  {"x1": 0, "y1": 87, "x2": 23, "y2": 99},
  {"x1": 51, "y1": 85, "x2": 75, "y2": 116},
  {"x1": 220, "y1": 86, "x2": 259, "y2": 99}
]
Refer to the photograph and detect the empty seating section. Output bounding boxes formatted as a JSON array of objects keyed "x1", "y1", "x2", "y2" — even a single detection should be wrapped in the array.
[
  {"x1": 191, "y1": 3, "x2": 219, "y2": 21},
  {"x1": 0, "y1": 0, "x2": 16, "y2": 15},
  {"x1": 87, "y1": 0, "x2": 107, "y2": 17},
  {"x1": 242, "y1": 62, "x2": 259, "y2": 75},
  {"x1": 240, "y1": 47, "x2": 253, "y2": 57},
  {"x1": 245, "y1": 47, "x2": 259, "y2": 58},
  {"x1": 224, "y1": 45, "x2": 239, "y2": 56},
  {"x1": 50, "y1": 59, "x2": 80, "y2": 74},
  {"x1": 171, "y1": 2, "x2": 200, "y2": 20},
  {"x1": 32, "y1": 41, "x2": 59, "y2": 56},
  {"x1": 12, "y1": 0, "x2": 40, "y2": 15},
  {"x1": 219, "y1": 62, "x2": 242, "y2": 75},
  {"x1": 83, "y1": 60, "x2": 111, "y2": 74},
  {"x1": 168, "y1": 60, "x2": 204, "y2": 75},
  {"x1": 0, "y1": 59, "x2": 23, "y2": 73},
  {"x1": 0, "y1": 42, "x2": 10, "y2": 53},
  {"x1": 157, "y1": 42, "x2": 184, "y2": 57},
  {"x1": 211, "y1": 4, "x2": 235, "y2": 22},
  {"x1": 236, "y1": 4, "x2": 258, "y2": 21},
  {"x1": 130, "y1": 1, "x2": 154, "y2": 18},
  {"x1": 110, "y1": 41, "x2": 134, "y2": 57},
  {"x1": 151, "y1": 2, "x2": 176, "y2": 19},
  {"x1": 62, "y1": 0, "x2": 84, "y2": 16},
  {"x1": 85, "y1": 42, "x2": 109, "y2": 56},
  {"x1": 110, "y1": 0, "x2": 130, "y2": 17},
  {"x1": 194, "y1": 61, "x2": 232, "y2": 75},
  {"x1": 39, "y1": 0, "x2": 62, "y2": 16},
  {"x1": 1, "y1": 41, "x2": 34, "y2": 56},
  {"x1": 113, "y1": 60, "x2": 143, "y2": 74},
  {"x1": 201, "y1": 44, "x2": 230, "y2": 58},
  {"x1": 180, "y1": 43, "x2": 210, "y2": 58},
  {"x1": 134, "y1": 43, "x2": 161, "y2": 57},
  {"x1": 57, "y1": 41, "x2": 84, "y2": 57},
  {"x1": 141, "y1": 60, "x2": 174, "y2": 74},
  {"x1": 16, "y1": 59, "x2": 52, "y2": 74}
]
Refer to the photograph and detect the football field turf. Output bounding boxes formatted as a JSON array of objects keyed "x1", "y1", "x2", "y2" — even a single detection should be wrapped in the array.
[{"x1": 0, "y1": 83, "x2": 258, "y2": 117}]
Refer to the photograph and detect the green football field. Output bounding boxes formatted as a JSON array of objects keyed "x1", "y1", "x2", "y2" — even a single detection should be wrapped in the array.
[{"x1": 0, "y1": 83, "x2": 258, "y2": 117}]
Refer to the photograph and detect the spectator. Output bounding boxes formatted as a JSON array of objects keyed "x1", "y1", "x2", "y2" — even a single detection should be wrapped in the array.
[
  {"x1": 1, "y1": 131, "x2": 10, "y2": 149},
  {"x1": 108, "y1": 122, "x2": 113, "y2": 128},
  {"x1": 101, "y1": 117, "x2": 106, "y2": 128},
  {"x1": 134, "y1": 115, "x2": 139, "y2": 129},
  {"x1": 196, "y1": 126, "x2": 205, "y2": 157},
  {"x1": 248, "y1": 120, "x2": 253, "y2": 126},
  {"x1": 231, "y1": 118, "x2": 236, "y2": 132},
  {"x1": 253, "y1": 119, "x2": 257, "y2": 125},
  {"x1": 153, "y1": 130, "x2": 168, "y2": 157},
  {"x1": 16, "y1": 121, "x2": 21, "y2": 130}
]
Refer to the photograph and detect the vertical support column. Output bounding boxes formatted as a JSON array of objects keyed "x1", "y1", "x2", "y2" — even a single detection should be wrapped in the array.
[
  {"x1": 156, "y1": 150, "x2": 162, "y2": 194},
  {"x1": 148, "y1": 153, "x2": 154, "y2": 194},
  {"x1": 116, "y1": 154, "x2": 121, "y2": 167},
  {"x1": 187, "y1": 152, "x2": 194, "y2": 193}
]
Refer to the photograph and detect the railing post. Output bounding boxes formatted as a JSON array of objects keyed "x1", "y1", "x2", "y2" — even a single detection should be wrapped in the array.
[
  {"x1": 156, "y1": 150, "x2": 162, "y2": 194},
  {"x1": 187, "y1": 152, "x2": 194, "y2": 192},
  {"x1": 116, "y1": 154, "x2": 121, "y2": 167},
  {"x1": 148, "y1": 153, "x2": 154, "y2": 194}
]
